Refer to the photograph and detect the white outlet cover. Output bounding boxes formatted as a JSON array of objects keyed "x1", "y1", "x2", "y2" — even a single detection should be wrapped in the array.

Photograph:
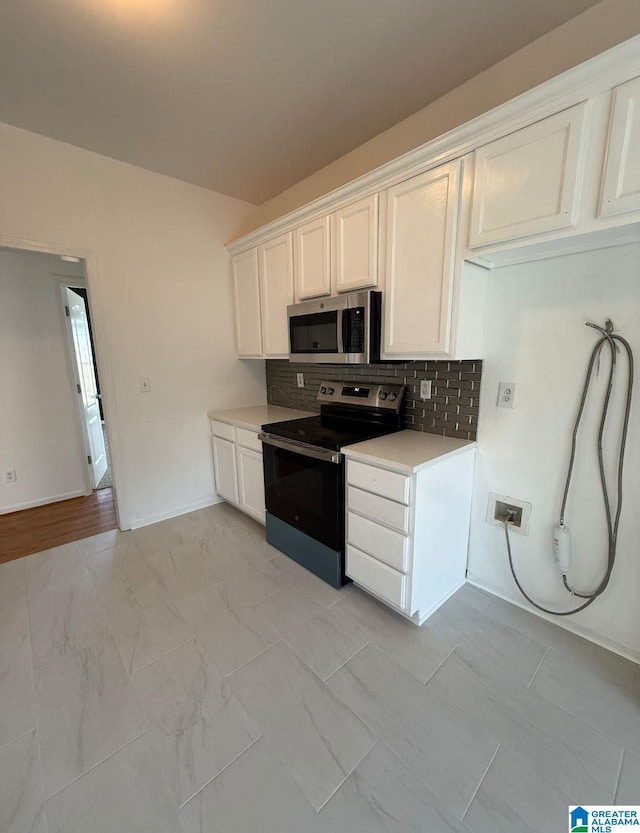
[
  {"x1": 420, "y1": 379, "x2": 432, "y2": 400},
  {"x1": 497, "y1": 381, "x2": 516, "y2": 408},
  {"x1": 296, "y1": 373, "x2": 304, "y2": 388},
  {"x1": 486, "y1": 492, "x2": 532, "y2": 536}
]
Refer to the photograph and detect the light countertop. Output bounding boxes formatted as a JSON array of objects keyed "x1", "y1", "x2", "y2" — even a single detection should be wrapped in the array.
[
  {"x1": 208, "y1": 404, "x2": 314, "y2": 433},
  {"x1": 343, "y1": 430, "x2": 475, "y2": 474}
]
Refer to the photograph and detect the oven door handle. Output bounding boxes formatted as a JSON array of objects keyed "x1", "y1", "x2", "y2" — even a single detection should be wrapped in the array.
[{"x1": 258, "y1": 432, "x2": 342, "y2": 464}]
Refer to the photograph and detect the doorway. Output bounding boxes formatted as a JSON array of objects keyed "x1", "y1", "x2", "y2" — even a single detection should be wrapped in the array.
[{"x1": 0, "y1": 243, "x2": 122, "y2": 560}]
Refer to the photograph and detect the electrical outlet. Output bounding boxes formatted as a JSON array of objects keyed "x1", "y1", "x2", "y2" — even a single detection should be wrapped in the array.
[
  {"x1": 139, "y1": 377, "x2": 151, "y2": 393},
  {"x1": 487, "y1": 493, "x2": 531, "y2": 535},
  {"x1": 296, "y1": 373, "x2": 304, "y2": 388},
  {"x1": 419, "y1": 379, "x2": 432, "y2": 400},
  {"x1": 4, "y1": 469, "x2": 17, "y2": 484},
  {"x1": 497, "y1": 382, "x2": 516, "y2": 408}
]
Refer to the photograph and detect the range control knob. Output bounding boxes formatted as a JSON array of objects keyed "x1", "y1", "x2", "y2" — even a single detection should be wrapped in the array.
[
  {"x1": 388, "y1": 392, "x2": 397, "y2": 402},
  {"x1": 320, "y1": 386, "x2": 327, "y2": 394},
  {"x1": 378, "y1": 391, "x2": 387, "y2": 400},
  {"x1": 327, "y1": 387, "x2": 335, "y2": 395}
]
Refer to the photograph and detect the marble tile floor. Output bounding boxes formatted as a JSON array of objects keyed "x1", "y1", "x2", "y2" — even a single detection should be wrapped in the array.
[{"x1": 1, "y1": 502, "x2": 638, "y2": 833}]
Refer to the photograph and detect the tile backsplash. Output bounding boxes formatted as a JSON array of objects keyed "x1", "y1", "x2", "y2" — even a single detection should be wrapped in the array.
[{"x1": 266, "y1": 359, "x2": 482, "y2": 441}]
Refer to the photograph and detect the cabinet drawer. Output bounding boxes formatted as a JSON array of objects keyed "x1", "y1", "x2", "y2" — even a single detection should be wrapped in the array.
[
  {"x1": 211, "y1": 420, "x2": 235, "y2": 442},
  {"x1": 347, "y1": 486, "x2": 409, "y2": 533},
  {"x1": 346, "y1": 545, "x2": 407, "y2": 610},
  {"x1": 347, "y1": 460, "x2": 410, "y2": 505},
  {"x1": 236, "y1": 427, "x2": 262, "y2": 452},
  {"x1": 347, "y1": 512, "x2": 409, "y2": 573}
]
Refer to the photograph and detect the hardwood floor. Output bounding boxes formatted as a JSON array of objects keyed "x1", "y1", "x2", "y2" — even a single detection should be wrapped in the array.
[{"x1": 0, "y1": 488, "x2": 117, "y2": 563}]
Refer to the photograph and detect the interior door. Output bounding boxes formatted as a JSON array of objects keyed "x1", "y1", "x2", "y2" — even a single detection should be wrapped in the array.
[{"x1": 66, "y1": 288, "x2": 107, "y2": 488}]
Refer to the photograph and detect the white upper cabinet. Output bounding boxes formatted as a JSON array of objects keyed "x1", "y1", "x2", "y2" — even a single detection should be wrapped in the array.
[
  {"x1": 259, "y1": 232, "x2": 294, "y2": 358},
  {"x1": 469, "y1": 102, "x2": 588, "y2": 248},
  {"x1": 294, "y1": 215, "x2": 332, "y2": 300},
  {"x1": 381, "y1": 161, "x2": 460, "y2": 358},
  {"x1": 334, "y1": 194, "x2": 379, "y2": 292},
  {"x1": 600, "y1": 76, "x2": 640, "y2": 219},
  {"x1": 231, "y1": 248, "x2": 263, "y2": 358}
]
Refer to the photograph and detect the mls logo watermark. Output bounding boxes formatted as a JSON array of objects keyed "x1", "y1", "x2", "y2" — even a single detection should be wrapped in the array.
[{"x1": 569, "y1": 806, "x2": 640, "y2": 832}]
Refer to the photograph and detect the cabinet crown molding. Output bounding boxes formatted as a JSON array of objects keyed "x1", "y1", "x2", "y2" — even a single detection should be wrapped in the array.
[{"x1": 227, "y1": 35, "x2": 640, "y2": 256}]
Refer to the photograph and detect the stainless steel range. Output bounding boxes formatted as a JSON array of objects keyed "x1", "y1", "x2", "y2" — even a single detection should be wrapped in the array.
[{"x1": 259, "y1": 381, "x2": 405, "y2": 588}]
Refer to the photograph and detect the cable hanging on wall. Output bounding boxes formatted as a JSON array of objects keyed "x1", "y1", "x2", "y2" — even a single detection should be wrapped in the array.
[{"x1": 505, "y1": 318, "x2": 634, "y2": 616}]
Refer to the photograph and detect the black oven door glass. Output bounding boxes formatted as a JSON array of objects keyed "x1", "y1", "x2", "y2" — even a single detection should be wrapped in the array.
[
  {"x1": 263, "y1": 444, "x2": 344, "y2": 551},
  {"x1": 289, "y1": 310, "x2": 339, "y2": 354}
]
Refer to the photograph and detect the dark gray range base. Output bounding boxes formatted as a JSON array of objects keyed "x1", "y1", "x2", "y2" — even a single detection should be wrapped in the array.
[{"x1": 266, "y1": 513, "x2": 347, "y2": 589}]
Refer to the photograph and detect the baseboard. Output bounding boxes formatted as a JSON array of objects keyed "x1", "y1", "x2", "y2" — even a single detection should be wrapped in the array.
[
  {"x1": 0, "y1": 490, "x2": 86, "y2": 515},
  {"x1": 415, "y1": 578, "x2": 466, "y2": 625},
  {"x1": 130, "y1": 496, "x2": 224, "y2": 530},
  {"x1": 466, "y1": 578, "x2": 640, "y2": 664}
]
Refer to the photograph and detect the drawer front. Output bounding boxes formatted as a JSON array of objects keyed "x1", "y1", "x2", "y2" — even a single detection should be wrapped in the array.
[
  {"x1": 347, "y1": 460, "x2": 410, "y2": 505},
  {"x1": 236, "y1": 426, "x2": 262, "y2": 452},
  {"x1": 347, "y1": 512, "x2": 409, "y2": 573},
  {"x1": 346, "y1": 545, "x2": 407, "y2": 610},
  {"x1": 347, "y1": 486, "x2": 409, "y2": 533},
  {"x1": 211, "y1": 420, "x2": 235, "y2": 442}
]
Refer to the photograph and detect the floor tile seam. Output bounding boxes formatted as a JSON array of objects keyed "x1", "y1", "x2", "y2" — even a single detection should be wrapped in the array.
[
  {"x1": 0, "y1": 725, "x2": 38, "y2": 752},
  {"x1": 482, "y1": 596, "x2": 638, "y2": 666},
  {"x1": 222, "y1": 639, "x2": 284, "y2": 680},
  {"x1": 250, "y1": 589, "x2": 371, "y2": 675},
  {"x1": 422, "y1": 644, "x2": 459, "y2": 687},
  {"x1": 325, "y1": 586, "x2": 355, "y2": 609},
  {"x1": 128, "y1": 636, "x2": 201, "y2": 680},
  {"x1": 310, "y1": 734, "x2": 378, "y2": 813},
  {"x1": 526, "y1": 646, "x2": 550, "y2": 688},
  {"x1": 318, "y1": 640, "x2": 372, "y2": 683},
  {"x1": 123, "y1": 634, "x2": 196, "y2": 676},
  {"x1": 612, "y1": 747, "x2": 626, "y2": 802},
  {"x1": 530, "y1": 684, "x2": 634, "y2": 752},
  {"x1": 176, "y1": 733, "x2": 264, "y2": 811},
  {"x1": 42, "y1": 725, "x2": 150, "y2": 803},
  {"x1": 460, "y1": 742, "x2": 501, "y2": 822},
  {"x1": 423, "y1": 645, "x2": 626, "y2": 786},
  {"x1": 323, "y1": 642, "x2": 370, "y2": 684}
]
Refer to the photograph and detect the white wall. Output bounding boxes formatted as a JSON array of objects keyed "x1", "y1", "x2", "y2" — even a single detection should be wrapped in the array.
[
  {"x1": 468, "y1": 243, "x2": 640, "y2": 659},
  {"x1": 0, "y1": 121, "x2": 265, "y2": 528},
  {"x1": 0, "y1": 249, "x2": 87, "y2": 512}
]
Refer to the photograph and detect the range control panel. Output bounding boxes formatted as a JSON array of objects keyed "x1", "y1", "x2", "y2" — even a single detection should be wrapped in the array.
[{"x1": 317, "y1": 380, "x2": 405, "y2": 411}]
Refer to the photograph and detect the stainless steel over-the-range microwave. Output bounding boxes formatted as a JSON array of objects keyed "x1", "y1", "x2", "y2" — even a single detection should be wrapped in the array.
[{"x1": 287, "y1": 290, "x2": 381, "y2": 364}]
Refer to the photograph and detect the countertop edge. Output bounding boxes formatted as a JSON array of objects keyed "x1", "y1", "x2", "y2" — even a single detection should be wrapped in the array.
[
  {"x1": 208, "y1": 405, "x2": 314, "y2": 433},
  {"x1": 342, "y1": 437, "x2": 477, "y2": 474}
]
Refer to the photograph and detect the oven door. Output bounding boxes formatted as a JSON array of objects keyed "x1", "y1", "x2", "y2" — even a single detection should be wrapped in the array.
[{"x1": 260, "y1": 434, "x2": 344, "y2": 552}]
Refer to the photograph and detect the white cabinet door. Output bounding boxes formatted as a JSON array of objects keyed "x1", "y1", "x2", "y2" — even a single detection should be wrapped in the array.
[
  {"x1": 469, "y1": 102, "x2": 588, "y2": 247},
  {"x1": 335, "y1": 194, "x2": 379, "y2": 292},
  {"x1": 294, "y1": 215, "x2": 332, "y2": 300},
  {"x1": 236, "y1": 446, "x2": 265, "y2": 524},
  {"x1": 212, "y1": 436, "x2": 239, "y2": 505},
  {"x1": 259, "y1": 232, "x2": 294, "y2": 358},
  {"x1": 232, "y1": 249, "x2": 263, "y2": 357},
  {"x1": 600, "y1": 76, "x2": 640, "y2": 219},
  {"x1": 381, "y1": 161, "x2": 460, "y2": 358}
]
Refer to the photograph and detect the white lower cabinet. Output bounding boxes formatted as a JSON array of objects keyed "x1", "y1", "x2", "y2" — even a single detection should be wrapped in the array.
[
  {"x1": 210, "y1": 419, "x2": 265, "y2": 524},
  {"x1": 345, "y1": 446, "x2": 475, "y2": 625},
  {"x1": 236, "y1": 445, "x2": 266, "y2": 524},
  {"x1": 211, "y1": 435, "x2": 238, "y2": 505}
]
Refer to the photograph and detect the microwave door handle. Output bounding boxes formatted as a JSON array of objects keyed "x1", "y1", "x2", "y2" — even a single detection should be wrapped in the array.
[{"x1": 339, "y1": 309, "x2": 349, "y2": 354}]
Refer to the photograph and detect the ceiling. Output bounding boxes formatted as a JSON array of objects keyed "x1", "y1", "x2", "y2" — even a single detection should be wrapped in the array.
[{"x1": 0, "y1": 0, "x2": 603, "y2": 204}]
